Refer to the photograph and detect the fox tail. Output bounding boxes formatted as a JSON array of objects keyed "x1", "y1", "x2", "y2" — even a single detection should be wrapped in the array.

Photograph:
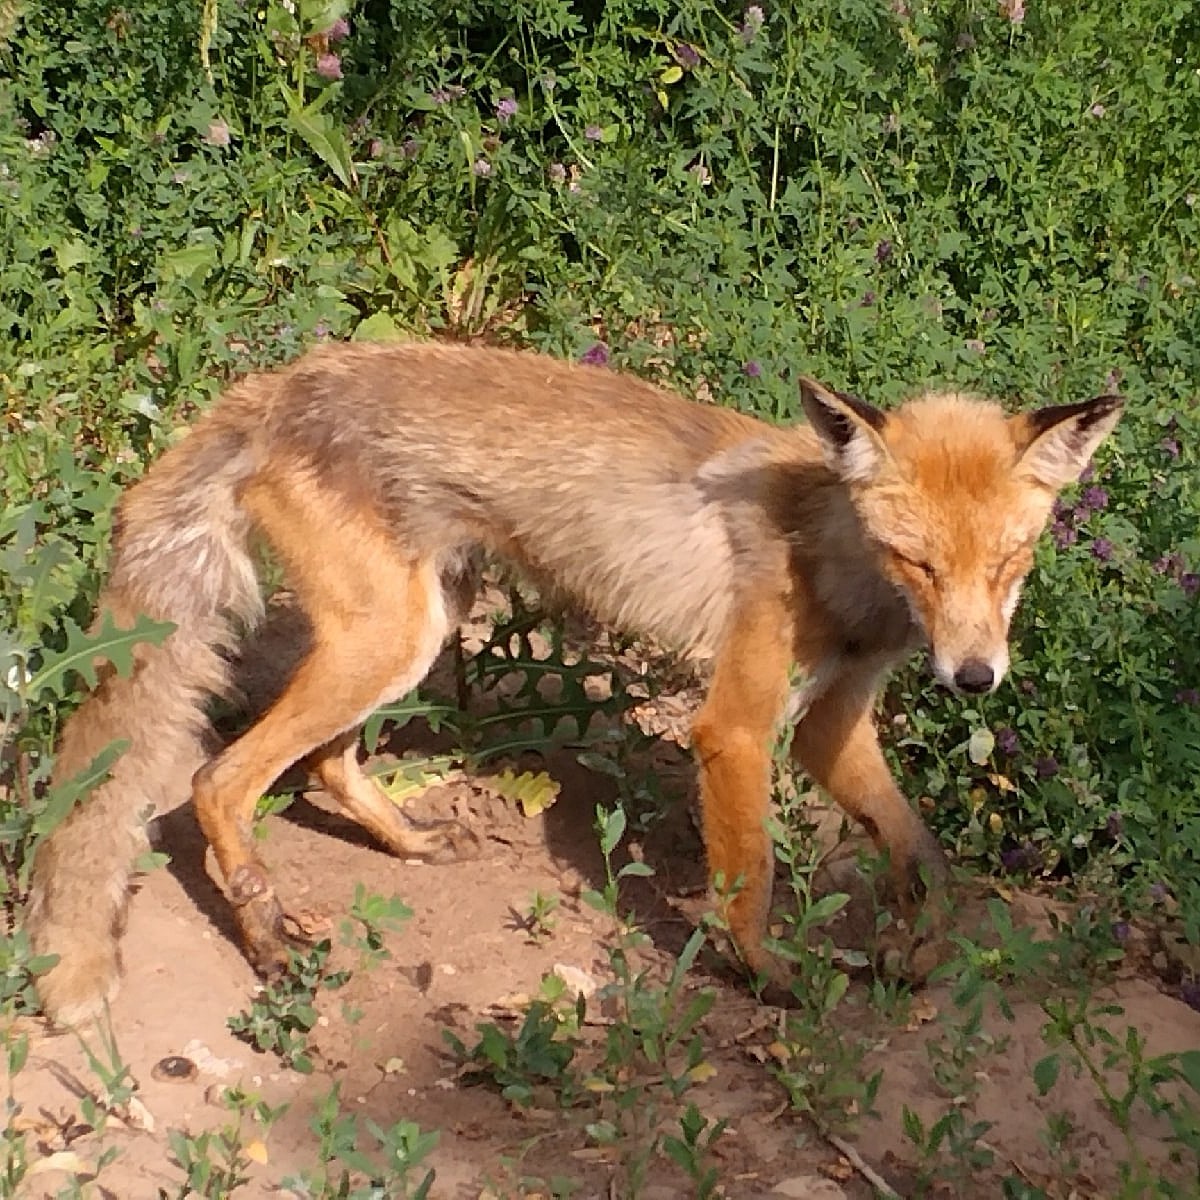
[{"x1": 25, "y1": 401, "x2": 264, "y2": 1024}]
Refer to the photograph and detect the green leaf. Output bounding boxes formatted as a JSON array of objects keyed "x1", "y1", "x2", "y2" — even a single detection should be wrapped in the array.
[
  {"x1": 31, "y1": 740, "x2": 127, "y2": 840},
  {"x1": 1178, "y1": 1049, "x2": 1200, "y2": 1094},
  {"x1": 1032, "y1": 1053, "x2": 1061, "y2": 1096},
  {"x1": 286, "y1": 99, "x2": 356, "y2": 188},
  {"x1": 30, "y1": 612, "x2": 176, "y2": 699},
  {"x1": 353, "y1": 311, "x2": 407, "y2": 342}
]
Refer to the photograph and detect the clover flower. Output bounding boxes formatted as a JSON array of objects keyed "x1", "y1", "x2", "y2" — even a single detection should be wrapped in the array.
[
  {"x1": 1035, "y1": 755, "x2": 1059, "y2": 779},
  {"x1": 315, "y1": 53, "x2": 342, "y2": 80},
  {"x1": 741, "y1": 5, "x2": 765, "y2": 40}
]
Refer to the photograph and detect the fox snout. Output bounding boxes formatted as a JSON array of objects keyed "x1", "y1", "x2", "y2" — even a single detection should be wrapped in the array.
[
  {"x1": 930, "y1": 644, "x2": 1008, "y2": 696},
  {"x1": 952, "y1": 657, "x2": 996, "y2": 695}
]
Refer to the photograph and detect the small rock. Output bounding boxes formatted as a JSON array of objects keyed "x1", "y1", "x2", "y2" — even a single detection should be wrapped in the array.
[
  {"x1": 182, "y1": 1039, "x2": 244, "y2": 1079},
  {"x1": 151, "y1": 1055, "x2": 198, "y2": 1083},
  {"x1": 553, "y1": 963, "x2": 600, "y2": 998},
  {"x1": 771, "y1": 1177, "x2": 848, "y2": 1199}
]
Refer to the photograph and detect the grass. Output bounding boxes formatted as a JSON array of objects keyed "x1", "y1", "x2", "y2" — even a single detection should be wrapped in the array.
[{"x1": 2, "y1": 0, "x2": 1200, "y2": 1193}]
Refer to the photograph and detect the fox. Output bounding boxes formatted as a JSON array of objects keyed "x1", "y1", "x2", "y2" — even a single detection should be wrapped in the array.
[{"x1": 24, "y1": 340, "x2": 1123, "y2": 1025}]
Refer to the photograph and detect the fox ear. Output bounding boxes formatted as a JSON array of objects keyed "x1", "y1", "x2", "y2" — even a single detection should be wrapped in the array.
[
  {"x1": 1014, "y1": 394, "x2": 1124, "y2": 491},
  {"x1": 798, "y1": 377, "x2": 891, "y2": 484}
]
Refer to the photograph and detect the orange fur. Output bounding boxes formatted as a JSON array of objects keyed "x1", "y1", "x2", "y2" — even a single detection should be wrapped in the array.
[{"x1": 24, "y1": 342, "x2": 1122, "y2": 1023}]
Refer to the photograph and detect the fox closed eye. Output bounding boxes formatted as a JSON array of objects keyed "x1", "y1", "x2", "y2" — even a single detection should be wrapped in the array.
[{"x1": 892, "y1": 551, "x2": 937, "y2": 582}]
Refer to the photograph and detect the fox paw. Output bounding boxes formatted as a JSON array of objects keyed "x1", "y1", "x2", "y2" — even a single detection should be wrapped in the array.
[
  {"x1": 227, "y1": 864, "x2": 310, "y2": 977},
  {"x1": 390, "y1": 816, "x2": 481, "y2": 865}
]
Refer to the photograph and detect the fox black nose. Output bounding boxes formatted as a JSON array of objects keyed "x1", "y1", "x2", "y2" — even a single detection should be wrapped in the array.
[{"x1": 954, "y1": 659, "x2": 995, "y2": 694}]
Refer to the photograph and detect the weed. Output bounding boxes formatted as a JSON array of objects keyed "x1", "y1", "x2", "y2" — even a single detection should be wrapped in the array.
[
  {"x1": 227, "y1": 941, "x2": 350, "y2": 1075},
  {"x1": 510, "y1": 890, "x2": 561, "y2": 944},
  {"x1": 165, "y1": 1087, "x2": 285, "y2": 1200},
  {"x1": 280, "y1": 1082, "x2": 438, "y2": 1199},
  {"x1": 903, "y1": 1000, "x2": 1004, "y2": 1196},
  {"x1": 337, "y1": 884, "x2": 413, "y2": 972}
]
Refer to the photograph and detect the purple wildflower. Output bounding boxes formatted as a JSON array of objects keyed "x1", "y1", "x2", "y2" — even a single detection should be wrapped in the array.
[
  {"x1": 1183, "y1": 573, "x2": 1200, "y2": 597},
  {"x1": 1154, "y1": 551, "x2": 1183, "y2": 576},
  {"x1": 1079, "y1": 464, "x2": 1095, "y2": 484},
  {"x1": 674, "y1": 42, "x2": 701, "y2": 68},
  {"x1": 1090, "y1": 103, "x2": 1106, "y2": 118},
  {"x1": 1051, "y1": 521, "x2": 1077, "y2": 549},
  {"x1": 1081, "y1": 485, "x2": 1109, "y2": 513},
  {"x1": 1105, "y1": 367, "x2": 1123, "y2": 392},
  {"x1": 1035, "y1": 755, "x2": 1059, "y2": 779},
  {"x1": 743, "y1": 360, "x2": 762, "y2": 378},
  {"x1": 1161, "y1": 436, "x2": 1181, "y2": 459},
  {"x1": 1149, "y1": 882, "x2": 1169, "y2": 903},
  {"x1": 1176, "y1": 688, "x2": 1200, "y2": 706},
  {"x1": 860, "y1": 290, "x2": 876, "y2": 306},
  {"x1": 204, "y1": 118, "x2": 231, "y2": 147},
  {"x1": 315, "y1": 53, "x2": 342, "y2": 81},
  {"x1": 314, "y1": 320, "x2": 331, "y2": 339},
  {"x1": 1000, "y1": 842, "x2": 1041, "y2": 873},
  {"x1": 580, "y1": 342, "x2": 610, "y2": 367},
  {"x1": 875, "y1": 238, "x2": 894, "y2": 265},
  {"x1": 1091, "y1": 537, "x2": 1114, "y2": 563},
  {"x1": 327, "y1": 16, "x2": 350, "y2": 41},
  {"x1": 368, "y1": 138, "x2": 385, "y2": 158},
  {"x1": 472, "y1": 158, "x2": 492, "y2": 177},
  {"x1": 548, "y1": 162, "x2": 567, "y2": 183},
  {"x1": 584, "y1": 123, "x2": 603, "y2": 142},
  {"x1": 1111, "y1": 921, "x2": 1130, "y2": 943},
  {"x1": 1182, "y1": 979, "x2": 1200, "y2": 1012},
  {"x1": 496, "y1": 97, "x2": 518, "y2": 122},
  {"x1": 431, "y1": 85, "x2": 464, "y2": 105},
  {"x1": 1106, "y1": 811, "x2": 1124, "y2": 839},
  {"x1": 1001, "y1": 0, "x2": 1026, "y2": 23},
  {"x1": 996, "y1": 727, "x2": 1020, "y2": 756}
]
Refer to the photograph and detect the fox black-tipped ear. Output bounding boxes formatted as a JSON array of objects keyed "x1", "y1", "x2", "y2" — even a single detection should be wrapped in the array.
[
  {"x1": 798, "y1": 376, "x2": 891, "y2": 484},
  {"x1": 1014, "y1": 394, "x2": 1124, "y2": 491}
]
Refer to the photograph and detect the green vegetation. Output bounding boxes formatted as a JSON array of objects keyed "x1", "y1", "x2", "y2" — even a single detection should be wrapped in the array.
[{"x1": 2, "y1": 0, "x2": 1198, "y2": 1194}]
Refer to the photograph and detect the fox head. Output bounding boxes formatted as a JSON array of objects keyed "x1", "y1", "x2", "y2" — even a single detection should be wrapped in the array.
[{"x1": 799, "y1": 378, "x2": 1124, "y2": 695}]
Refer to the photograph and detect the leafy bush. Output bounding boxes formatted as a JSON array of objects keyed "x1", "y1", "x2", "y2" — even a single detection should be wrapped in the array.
[{"x1": 2, "y1": 0, "x2": 1198, "y2": 927}]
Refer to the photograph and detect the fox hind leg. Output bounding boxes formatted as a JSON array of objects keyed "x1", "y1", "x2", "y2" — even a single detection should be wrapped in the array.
[
  {"x1": 304, "y1": 727, "x2": 479, "y2": 863},
  {"x1": 192, "y1": 474, "x2": 457, "y2": 976}
]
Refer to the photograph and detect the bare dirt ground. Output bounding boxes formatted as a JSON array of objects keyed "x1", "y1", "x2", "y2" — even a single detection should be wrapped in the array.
[{"x1": 12, "y1": 595, "x2": 1200, "y2": 1198}]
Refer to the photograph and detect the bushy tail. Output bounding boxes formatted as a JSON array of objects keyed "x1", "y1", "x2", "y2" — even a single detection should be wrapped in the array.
[{"x1": 25, "y1": 404, "x2": 264, "y2": 1025}]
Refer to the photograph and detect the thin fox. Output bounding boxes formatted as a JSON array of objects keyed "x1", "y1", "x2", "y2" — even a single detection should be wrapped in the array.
[{"x1": 26, "y1": 341, "x2": 1122, "y2": 1024}]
